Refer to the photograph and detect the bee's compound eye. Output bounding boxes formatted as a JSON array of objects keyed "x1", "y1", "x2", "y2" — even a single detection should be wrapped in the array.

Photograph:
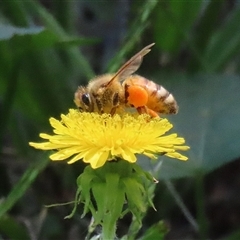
[{"x1": 82, "y1": 93, "x2": 91, "y2": 106}]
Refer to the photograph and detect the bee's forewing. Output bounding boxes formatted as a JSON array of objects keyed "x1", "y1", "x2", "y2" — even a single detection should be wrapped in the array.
[{"x1": 106, "y1": 43, "x2": 155, "y2": 86}]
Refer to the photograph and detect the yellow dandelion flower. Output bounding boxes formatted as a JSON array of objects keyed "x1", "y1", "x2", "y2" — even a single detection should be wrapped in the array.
[{"x1": 29, "y1": 109, "x2": 189, "y2": 169}]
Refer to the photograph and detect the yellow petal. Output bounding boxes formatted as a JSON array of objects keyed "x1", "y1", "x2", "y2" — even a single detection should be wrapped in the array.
[{"x1": 29, "y1": 110, "x2": 189, "y2": 168}]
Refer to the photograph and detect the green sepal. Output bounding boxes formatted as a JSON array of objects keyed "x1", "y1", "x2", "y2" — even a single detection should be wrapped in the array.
[
  {"x1": 133, "y1": 164, "x2": 157, "y2": 210},
  {"x1": 132, "y1": 163, "x2": 156, "y2": 182},
  {"x1": 64, "y1": 185, "x2": 82, "y2": 219},
  {"x1": 77, "y1": 167, "x2": 97, "y2": 218},
  {"x1": 66, "y1": 160, "x2": 158, "y2": 238},
  {"x1": 122, "y1": 177, "x2": 146, "y2": 223},
  {"x1": 65, "y1": 165, "x2": 97, "y2": 219}
]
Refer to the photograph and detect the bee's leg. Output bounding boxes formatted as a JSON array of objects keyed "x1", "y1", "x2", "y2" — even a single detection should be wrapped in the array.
[
  {"x1": 95, "y1": 96, "x2": 104, "y2": 114},
  {"x1": 110, "y1": 92, "x2": 120, "y2": 115},
  {"x1": 110, "y1": 107, "x2": 117, "y2": 115},
  {"x1": 137, "y1": 106, "x2": 158, "y2": 118},
  {"x1": 113, "y1": 92, "x2": 119, "y2": 106},
  {"x1": 147, "y1": 108, "x2": 159, "y2": 118},
  {"x1": 136, "y1": 106, "x2": 148, "y2": 115}
]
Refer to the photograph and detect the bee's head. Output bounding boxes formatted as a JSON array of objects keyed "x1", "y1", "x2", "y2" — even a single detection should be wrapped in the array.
[{"x1": 74, "y1": 87, "x2": 93, "y2": 112}]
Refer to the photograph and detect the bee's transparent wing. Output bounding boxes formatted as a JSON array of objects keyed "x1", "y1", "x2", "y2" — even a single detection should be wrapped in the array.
[{"x1": 107, "y1": 43, "x2": 155, "y2": 86}]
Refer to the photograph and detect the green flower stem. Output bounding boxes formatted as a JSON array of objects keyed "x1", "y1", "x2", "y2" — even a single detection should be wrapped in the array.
[
  {"x1": 195, "y1": 172, "x2": 209, "y2": 240},
  {"x1": 102, "y1": 211, "x2": 117, "y2": 240}
]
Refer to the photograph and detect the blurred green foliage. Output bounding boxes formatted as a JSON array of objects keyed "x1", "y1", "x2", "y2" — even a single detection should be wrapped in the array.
[{"x1": 1, "y1": 0, "x2": 240, "y2": 239}]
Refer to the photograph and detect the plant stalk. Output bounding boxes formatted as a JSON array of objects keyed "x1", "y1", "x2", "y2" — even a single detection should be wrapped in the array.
[{"x1": 195, "y1": 172, "x2": 208, "y2": 240}]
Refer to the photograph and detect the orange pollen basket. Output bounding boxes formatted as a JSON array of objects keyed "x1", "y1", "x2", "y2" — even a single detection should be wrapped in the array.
[{"x1": 127, "y1": 85, "x2": 148, "y2": 107}]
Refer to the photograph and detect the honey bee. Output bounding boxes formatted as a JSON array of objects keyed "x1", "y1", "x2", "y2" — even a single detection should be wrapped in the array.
[{"x1": 74, "y1": 43, "x2": 178, "y2": 117}]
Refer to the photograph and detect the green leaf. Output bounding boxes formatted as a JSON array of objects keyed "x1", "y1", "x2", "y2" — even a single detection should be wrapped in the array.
[
  {"x1": 57, "y1": 36, "x2": 100, "y2": 47},
  {"x1": 0, "y1": 25, "x2": 97, "y2": 54},
  {"x1": 224, "y1": 229, "x2": 240, "y2": 240},
  {"x1": 188, "y1": 1, "x2": 224, "y2": 71},
  {"x1": 0, "y1": 215, "x2": 30, "y2": 240},
  {"x1": 0, "y1": 23, "x2": 44, "y2": 40},
  {"x1": 141, "y1": 73, "x2": 240, "y2": 179},
  {"x1": 23, "y1": 0, "x2": 95, "y2": 79},
  {"x1": 0, "y1": 1, "x2": 28, "y2": 26},
  {"x1": 140, "y1": 221, "x2": 169, "y2": 240},
  {"x1": 154, "y1": 1, "x2": 203, "y2": 54},
  {"x1": 203, "y1": 7, "x2": 240, "y2": 71},
  {"x1": 12, "y1": 29, "x2": 99, "y2": 51},
  {"x1": 107, "y1": 0, "x2": 158, "y2": 73}
]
